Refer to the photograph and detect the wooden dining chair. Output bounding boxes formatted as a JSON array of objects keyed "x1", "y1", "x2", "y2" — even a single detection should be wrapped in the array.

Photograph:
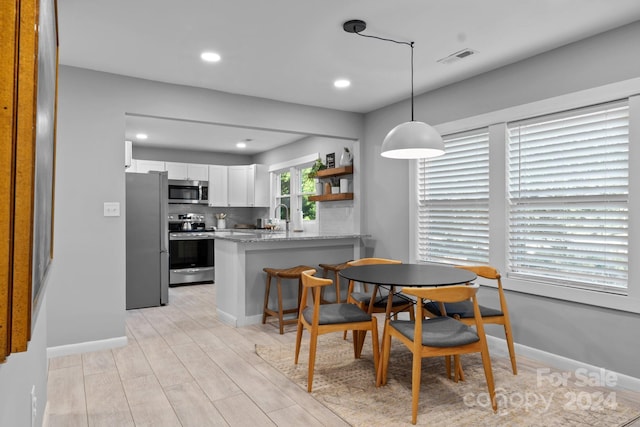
[
  {"x1": 344, "y1": 258, "x2": 414, "y2": 346},
  {"x1": 379, "y1": 285, "x2": 497, "y2": 424},
  {"x1": 295, "y1": 269, "x2": 380, "y2": 392},
  {"x1": 423, "y1": 265, "x2": 517, "y2": 375}
]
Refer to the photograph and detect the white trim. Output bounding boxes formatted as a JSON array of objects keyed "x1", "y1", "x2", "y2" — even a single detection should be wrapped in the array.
[
  {"x1": 46, "y1": 336, "x2": 128, "y2": 358},
  {"x1": 268, "y1": 153, "x2": 318, "y2": 172},
  {"x1": 215, "y1": 309, "x2": 238, "y2": 327},
  {"x1": 486, "y1": 335, "x2": 640, "y2": 392},
  {"x1": 42, "y1": 401, "x2": 50, "y2": 427},
  {"x1": 409, "y1": 160, "x2": 418, "y2": 263}
]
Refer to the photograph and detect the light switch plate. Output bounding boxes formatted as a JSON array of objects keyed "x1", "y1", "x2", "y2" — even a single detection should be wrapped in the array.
[{"x1": 104, "y1": 202, "x2": 120, "y2": 217}]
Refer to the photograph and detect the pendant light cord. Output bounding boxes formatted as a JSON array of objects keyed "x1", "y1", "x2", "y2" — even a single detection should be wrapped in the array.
[{"x1": 353, "y1": 31, "x2": 415, "y2": 121}]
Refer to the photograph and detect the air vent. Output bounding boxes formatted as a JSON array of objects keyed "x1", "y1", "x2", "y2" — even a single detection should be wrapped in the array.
[{"x1": 437, "y1": 48, "x2": 477, "y2": 65}]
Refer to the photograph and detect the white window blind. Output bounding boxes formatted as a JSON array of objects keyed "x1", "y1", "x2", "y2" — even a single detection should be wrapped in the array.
[
  {"x1": 507, "y1": 101, "x2": 629, "y2": 291},
  {"x1": 417, "y1": 130, "x2": 490, "y2": 264}
]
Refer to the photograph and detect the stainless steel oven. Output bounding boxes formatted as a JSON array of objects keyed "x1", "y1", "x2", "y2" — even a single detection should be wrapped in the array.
[{"x1": 169, "y1": 231, "x2": 215, "y2": 285}]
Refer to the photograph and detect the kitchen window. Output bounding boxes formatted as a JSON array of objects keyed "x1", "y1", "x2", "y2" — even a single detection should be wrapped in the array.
[{"x1": 272, "y1": 156, "x2": 317, "y2": 224}]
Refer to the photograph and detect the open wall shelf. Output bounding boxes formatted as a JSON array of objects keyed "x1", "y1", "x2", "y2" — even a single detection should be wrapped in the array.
[
  {"x1": 311, "y1": 165, "x2": 354, "y2": 202},
  {"x1": 316, "y1": 165, "x2": 353, "y2": 178},
  {"x1": 309, "y1": 193, "x2": 353, "y2": 202}
]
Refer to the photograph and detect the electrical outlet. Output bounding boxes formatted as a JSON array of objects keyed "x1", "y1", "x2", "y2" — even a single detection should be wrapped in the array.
[
  {"x1": 103, "y1": 202, "x2": 120, "y2": 217},
  {"x1": 31, "y1": 385, "x2": 37, "y2": 427}
]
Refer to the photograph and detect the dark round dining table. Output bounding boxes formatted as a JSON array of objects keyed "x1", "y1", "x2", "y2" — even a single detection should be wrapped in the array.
[{"x1": 339, "y1": 263, "x2": 477, "y2": 287}]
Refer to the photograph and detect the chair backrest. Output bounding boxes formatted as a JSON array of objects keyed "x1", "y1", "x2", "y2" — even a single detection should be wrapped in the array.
[
  {"x1": 402, "y1": 284, "x2": 487, "y2": 344},
  {"x1": 300, "y1": 269, "x2": 333, "y2": 323},
  {"x1": 455, "y1": 265, "x2": 500, "y2": 280},
  {"x1": 402, "y1": 284, "x2": 478, "y2": 304},
  {"x1": 347, "y1": 257, "x2": 402, "y2": 267},
  {"x1": 455, "y1": 265, "x2": 507, "y2": 310}
]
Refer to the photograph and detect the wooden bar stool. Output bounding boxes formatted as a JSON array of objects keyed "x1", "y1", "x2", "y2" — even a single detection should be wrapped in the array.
[
  {"x1": 318, "y1": 261, "x2": 351, "y2": 303},
  {"x1": 262, "y1": 265, "x2": 314, "y2": 334}
]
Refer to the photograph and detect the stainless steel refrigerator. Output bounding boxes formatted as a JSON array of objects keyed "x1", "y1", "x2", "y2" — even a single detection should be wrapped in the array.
[{"x1": 126, "y1": 171, "x2": 169, "y2": 309}]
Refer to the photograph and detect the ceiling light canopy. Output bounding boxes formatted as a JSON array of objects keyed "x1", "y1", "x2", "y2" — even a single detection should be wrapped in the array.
[
  {"x1": 343, "y1": 19, "x2": 444, "y2": 159},
  {"x1": 236, "y1": 138, "x2": 251, "y2": 149},
  {"x1": 135, "y1": 133, "x2": 148, "y2": 140},
  {"x1": 200, "y1": 51, "x2": 221, "y2": 62},
  {"x1": 334, "y1": 79, "x2": 351, "y2": 88}
]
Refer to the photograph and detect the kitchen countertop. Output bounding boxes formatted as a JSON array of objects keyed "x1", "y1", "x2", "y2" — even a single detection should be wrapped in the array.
[{"x1": 213, "y1": 230, "x2": 367, "y2": 243}]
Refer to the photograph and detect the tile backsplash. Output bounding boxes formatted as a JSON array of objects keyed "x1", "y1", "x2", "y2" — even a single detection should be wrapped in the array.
[
  {"x1": 168, "y1": 202, "x2": 355, "y2": 233},
  {"x1": 168, "y1": 204, "x2": 269, "y2": 229},
  {"x1": 318, "y1": 203, "x2": 355, "y2": 234}
]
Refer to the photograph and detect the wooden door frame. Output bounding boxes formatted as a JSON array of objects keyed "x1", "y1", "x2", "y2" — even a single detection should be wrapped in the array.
[{"x1": 0, "y1": 0, "x2": 58, "y2": 363}]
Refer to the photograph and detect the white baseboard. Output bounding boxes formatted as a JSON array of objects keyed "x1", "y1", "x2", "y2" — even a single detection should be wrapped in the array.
[
  {"x1": 486, "y1": 335, "x2": 640, "y2": 392},
  {"x1": 216, "y1": 309, "x2": 238, "y2": 327},
  {"x1": 42, "y1": 401, "x2": 50, "y2": 427},
  {"x1": 46, "y1": 336, "x2": 128, "y2": 359}
]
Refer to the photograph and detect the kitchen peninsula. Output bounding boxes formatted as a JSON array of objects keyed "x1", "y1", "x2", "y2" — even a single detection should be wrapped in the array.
[{"x1": 214, "y1": 230, "x2": 367, "y2": 327}]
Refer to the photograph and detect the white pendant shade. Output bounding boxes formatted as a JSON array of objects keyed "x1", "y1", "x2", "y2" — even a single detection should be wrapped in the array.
[{"x1": 381, "y1": 121, "x2": 445, "y2": 159}]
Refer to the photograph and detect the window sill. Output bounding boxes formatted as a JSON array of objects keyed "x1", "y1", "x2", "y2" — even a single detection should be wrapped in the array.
[{"x1": 503, "y1": 276, "x2": 639, "y2": 314}]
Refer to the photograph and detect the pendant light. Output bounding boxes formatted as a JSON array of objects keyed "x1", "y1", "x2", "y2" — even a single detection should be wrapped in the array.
[{"x1": 343, "y1": 20, "x2": 445, "y2": 159}]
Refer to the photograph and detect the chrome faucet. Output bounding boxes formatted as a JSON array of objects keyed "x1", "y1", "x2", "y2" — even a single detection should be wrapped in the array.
[{"x1": 274, "y1": 203, "x2": 290, "y2": 232}]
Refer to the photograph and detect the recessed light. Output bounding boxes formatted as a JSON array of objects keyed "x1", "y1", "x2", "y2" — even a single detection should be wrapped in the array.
[
  {"x1": 201, "y1": 51, "x2": 221, "y2": 62},
  {"x1": 236, "y1": 138, "x2": 252, "y2": 149},
  {"x1": 136, "y1": 133, "x2": 148, "y2": 140},
  {"x1": 334, "y1": 79, "x2": 351, "y2": 88}
]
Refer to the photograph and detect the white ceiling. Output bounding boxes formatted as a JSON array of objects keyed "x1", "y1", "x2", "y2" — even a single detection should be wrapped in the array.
[{"x1": 58, "y1": 0, "x2": 640, "y2": 154}]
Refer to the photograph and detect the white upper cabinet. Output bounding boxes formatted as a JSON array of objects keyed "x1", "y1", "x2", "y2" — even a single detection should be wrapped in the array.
[
  {"x1": 134, "y1": 160, "x2": 166, "y2": 173},
  {"x1": 228, "y1": 165, "x2": 250, "y2": 206},
  {"x1": 252, "y1": 164, "x2": 269, "y2": 207},
  {"x1": 208, "y1": 165, "x2": 229, "y2": 207},
  {"x1": 166, "y1": 162, "x2": 209, "y2": 181},
  {"x1": 207, "y1": 164, "x2": 269, "y2": 207}
]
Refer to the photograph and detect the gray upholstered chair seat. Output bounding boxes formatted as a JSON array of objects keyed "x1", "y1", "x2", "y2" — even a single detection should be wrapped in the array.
[
  {"x1": 389, "y1": 316, "x2": 479, "y2": 348},
  {"x1": 424, "y1": 300, "x2": 503, "y2": 318},
  {"x1": 302, "y1": 303, "x2": 372, "y2": 325}
]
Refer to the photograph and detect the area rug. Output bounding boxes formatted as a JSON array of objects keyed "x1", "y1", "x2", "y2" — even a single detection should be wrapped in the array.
[{"x1": 256, "y1": 334, "x2": 640, "y2": 426}]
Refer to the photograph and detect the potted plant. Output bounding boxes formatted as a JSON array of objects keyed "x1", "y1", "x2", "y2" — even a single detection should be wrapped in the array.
[
  {"x1": 306, "y1": 158, "x2": 326, "y2": 179},
  {"x1": 307, "y1": 158, "x2": 326, "y2": 195}
]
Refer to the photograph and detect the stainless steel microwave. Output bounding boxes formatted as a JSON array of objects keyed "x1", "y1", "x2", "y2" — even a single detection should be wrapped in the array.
[{"x1": 168, "y1": 180, "x2": 208, "y2": 204}]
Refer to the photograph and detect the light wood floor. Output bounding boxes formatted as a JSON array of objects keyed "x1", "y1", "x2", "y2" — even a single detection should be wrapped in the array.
[{"x1": 46, "y1": 283, "x2": 640, "y2": 427}]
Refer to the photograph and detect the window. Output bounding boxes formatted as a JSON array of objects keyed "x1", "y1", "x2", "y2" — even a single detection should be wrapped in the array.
[
  {"x1": 300, "y1": 166, "x2": 317, "y2": 220},
  {"x1": 507, "y1": 101, "x2": 629, "y2": 292},
  {"x1": 416, "y1": 129, "x2": 490, "y2": 264},
  {"x1": 274, "y1": 170, "x2": 291, "y2": 219},
  {"x1": 273, "y1": 161, "x2": 317, "y2": 223}
]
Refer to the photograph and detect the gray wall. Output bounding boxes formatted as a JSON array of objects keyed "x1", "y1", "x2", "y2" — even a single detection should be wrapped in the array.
[{"x1": 362, "y1": 21, "x2": 640, "y2": 378}]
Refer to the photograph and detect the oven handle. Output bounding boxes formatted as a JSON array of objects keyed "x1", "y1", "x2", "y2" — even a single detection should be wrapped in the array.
[{"x1": 171, "y1": 267, "x2": 214, "y2": 274}]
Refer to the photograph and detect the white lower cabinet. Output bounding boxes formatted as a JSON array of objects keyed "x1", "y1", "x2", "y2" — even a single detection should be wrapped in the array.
[{"x1": 208, "y1": 164, "x2": 268, "y2": 207}]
